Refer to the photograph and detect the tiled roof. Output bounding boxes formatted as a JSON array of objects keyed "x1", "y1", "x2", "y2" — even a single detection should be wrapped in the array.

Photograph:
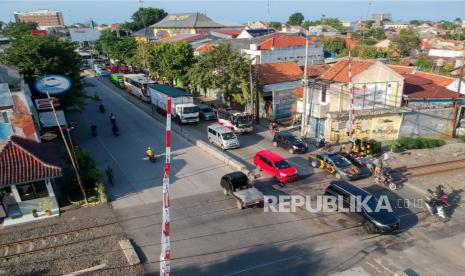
[
  {"x1": 305, "y1": 64, "x2": 331, "y2": 78},
  {"x1": 153, "y1": 13, "x2": 223, "y2": 28},
  {"x1": 293, "y1": 87, "x2": 304, "y2": 98},
  {"x1": 258, "y1": 36, "x2": 306, "y2": 50},
  {"x1": 388, "y1": 65, "x2": 455, "y2": 87},
  {"x1": 403, "y1": 74, "x2": 461, "y2": 99},
  {"x1": 195, "y1": 43, "x2": 216, "y2": 53},
  {"x1": 0, "y1": 136, "x2": 62, "y2": 187},
  {"x1": 211, "y1": 28, "x2": 243, "y2": 37},
  {"x1": 259, "y1": 61, "x2": 303, "y2": 85},
  {"x1": 319, "y1": 59, "x2": 374, "y2": 83}
]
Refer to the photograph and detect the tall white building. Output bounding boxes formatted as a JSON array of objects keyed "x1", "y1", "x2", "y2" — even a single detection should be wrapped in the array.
[{"x1": 242, "y1": 35, "x2": 324, "y2": 66}]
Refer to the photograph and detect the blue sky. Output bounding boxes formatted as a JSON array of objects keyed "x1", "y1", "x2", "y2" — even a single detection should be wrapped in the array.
[{"x1": 1, "y1": 1, "x2": 464, "y2": 25}]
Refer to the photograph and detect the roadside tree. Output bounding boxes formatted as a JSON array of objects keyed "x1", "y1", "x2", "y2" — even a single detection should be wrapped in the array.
[
  {"x1": 288, "y1": 13, "x2": 305, "y2": 26},
  {"x1": 1, "y1": 34, "x2": 85, "y2": 109},
  {"x1": 392, "y1": 29, "x2": 420, "y2": 57},
  {"x1": 121, "y1": 7, "x2": 167, "y2": 32},
  {"x1": 2, "y1": 21, "x2": 38, "y2": 38}
]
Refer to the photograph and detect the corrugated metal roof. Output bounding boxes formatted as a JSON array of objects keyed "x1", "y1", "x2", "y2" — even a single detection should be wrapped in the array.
[
  {"x1": 149, "y1": 84, "x2": 190, "y2": 97},
  {"x1": 152, "y1": 13, "x2": 223, "y2": 28}
]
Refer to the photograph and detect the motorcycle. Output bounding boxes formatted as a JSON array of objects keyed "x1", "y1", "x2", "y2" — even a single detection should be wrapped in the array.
[
  {"x1": 110, "y1": 113, "x2": 116, "y2": 126},
  {"x1": 91, "y1": 125, "x2": 97, "y2": 137},
  {"x1": 425, "y1": 186, "x2": 450, "y2": 222},
  {"x1": 269, "y1": 122, "x2": 279, "y2": 136},
  {"x1": 147, "y1": 154, "x2": 156, "y2": 163},
  {"x1": 99, "y1": 103, "x2": 105, "y2": 113},
  {"x1": 315, "y1": 135, "x2": 326, "y2": 148},
  {"x1": 112, "y1": 125, "x2": 119, "y2": 137},
  {"x1": 374, "y1": 168, "x2": 397, "y2": 190}
]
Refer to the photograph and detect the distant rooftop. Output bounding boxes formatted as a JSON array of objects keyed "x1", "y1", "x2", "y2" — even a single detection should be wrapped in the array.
[{"x1": 153, "y1": 13, "x2": 223, "y2": 29}]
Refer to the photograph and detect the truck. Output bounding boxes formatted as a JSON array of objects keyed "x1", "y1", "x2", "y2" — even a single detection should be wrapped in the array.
[
  {"x1": 110, "y1": 73, "x2": 125, "y2": 88},
  {"x1": 148, "y1": 84, "x2": 199, "y2": 124},
  {"x1": 220, "y1": 171, "x2": 264, "y2": 209}
]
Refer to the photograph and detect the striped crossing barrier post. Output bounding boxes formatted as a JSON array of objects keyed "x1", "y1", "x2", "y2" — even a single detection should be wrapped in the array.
[{"x1": 160, "y1": 96, "x2": 172, "y2": 275}]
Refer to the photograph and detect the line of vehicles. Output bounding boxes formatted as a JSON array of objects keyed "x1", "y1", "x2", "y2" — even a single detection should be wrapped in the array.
[{"x1": 91, "y1": 63, "x2": 444, "y2": 235}]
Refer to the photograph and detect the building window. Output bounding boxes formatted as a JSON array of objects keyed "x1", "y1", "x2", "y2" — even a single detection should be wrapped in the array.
[
  {"x1": 1, "y1": 112, "x2": 8, "y2": 123},
  {"x1": 321, "y1": 85, "x2": 327, "y2": 103},
  {"x1": 17, "y1": 181, "x2": 49, "y2": 201}
]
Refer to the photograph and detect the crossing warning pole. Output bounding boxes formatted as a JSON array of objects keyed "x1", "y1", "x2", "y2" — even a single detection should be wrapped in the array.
[
  {"x1": 160, "y1": 96, "x2": 172, "y2": 275},
  {"x1": 348, "y1": 52, "x2": 355, "y2": 142}
]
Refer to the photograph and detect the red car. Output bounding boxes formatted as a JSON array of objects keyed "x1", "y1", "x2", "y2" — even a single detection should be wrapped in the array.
[{"x1": 253, "y1": 150, "x2": 298, "y2": 183}]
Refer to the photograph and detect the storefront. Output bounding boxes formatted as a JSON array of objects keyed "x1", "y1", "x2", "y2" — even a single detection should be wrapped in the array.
[{"x1": 325, "y1": 108, "x2": 405, "y2": 142}]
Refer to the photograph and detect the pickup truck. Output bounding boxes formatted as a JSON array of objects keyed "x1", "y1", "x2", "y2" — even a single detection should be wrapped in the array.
[{"x1": 220, "y1": 171, "x2": 264, "y2": 209}]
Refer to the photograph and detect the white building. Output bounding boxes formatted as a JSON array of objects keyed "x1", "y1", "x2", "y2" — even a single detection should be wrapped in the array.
[
  {"x1": 308, "y1": 25, "x2": 341, "y2": 37},
  {"x1": 242, "y1": 35, "x2": 324, "y2": 66}
]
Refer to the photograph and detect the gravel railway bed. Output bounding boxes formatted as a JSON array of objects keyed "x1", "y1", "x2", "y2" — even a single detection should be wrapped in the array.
[{"x1": 0, "y1": 204, "x2": 144, "y2": 275}]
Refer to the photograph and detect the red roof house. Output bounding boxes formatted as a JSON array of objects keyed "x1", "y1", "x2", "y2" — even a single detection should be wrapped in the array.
[{"x1": 0, "y1": 136, "x2": 62, "y2": 187}]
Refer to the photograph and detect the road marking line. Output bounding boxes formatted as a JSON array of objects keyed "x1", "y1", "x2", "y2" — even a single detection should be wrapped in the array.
[{"x1": 223, "y1": 254, "x2": 307, "y2": 276}]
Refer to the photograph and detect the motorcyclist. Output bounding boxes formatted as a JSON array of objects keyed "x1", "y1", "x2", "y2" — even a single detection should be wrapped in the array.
[
  {"x1": 105, "y1": 166, "x2": 113, "y2": 185},
  {"x1": 112, "y1": 124, "x2": 119, "y2": 136},
  {"x1": 91, "y1": 124, "x2": 97, "y2": 136},
  {"x1": 110, "y1": 113, "x2": 116, "y2": 125},
  {"x1": 99, "y1": 103, "x2": 105, "y2": 112},
  {"x1": 146, "y1": 147, "x2": 155, "y2": 159}
]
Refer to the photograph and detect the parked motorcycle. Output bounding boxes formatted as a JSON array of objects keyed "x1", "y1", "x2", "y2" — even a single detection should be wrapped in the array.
[
  {"x1": 425, "y1": 185, "x2": 450, "y2": 222},
  {"x1": 374, "y1": 168, "x2": 397, "y2": 190}
]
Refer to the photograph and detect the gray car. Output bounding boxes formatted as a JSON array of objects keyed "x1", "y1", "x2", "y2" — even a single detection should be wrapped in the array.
[{"x1": 198, "y1": 104, "x2": 216, "y2": 121}]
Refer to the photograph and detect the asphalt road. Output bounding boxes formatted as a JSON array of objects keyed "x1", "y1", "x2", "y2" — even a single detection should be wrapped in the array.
[{"x1": 70, "y1": 74, "x2": 465, "y2": 276}]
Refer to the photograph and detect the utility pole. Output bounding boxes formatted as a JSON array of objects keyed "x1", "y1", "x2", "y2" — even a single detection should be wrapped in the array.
[
  {"x1": 255, "y1": 56, "x2": 260, "y2": 124},
  {"x1": 348, "y1": 52, "x2": 355, "y2": 142},
  {"x1": 249, "y1": 62, "x2": 254, "y2": 115},
  {"x1": 301, "y1": 33, "x2": 310, "y2": 137},
  {"x1": 452, "y1": 47, "x2": 465, "y2": 136}
]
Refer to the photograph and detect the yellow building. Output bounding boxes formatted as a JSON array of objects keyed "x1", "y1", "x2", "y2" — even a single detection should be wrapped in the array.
[{"x1": 151, "y1": 12, "x2": 223, "y2": 38}]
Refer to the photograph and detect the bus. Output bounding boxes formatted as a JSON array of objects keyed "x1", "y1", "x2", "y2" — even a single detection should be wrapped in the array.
[
  {"x1": 123, "y1": 74, "x2": 155, "y2": 102},
  {"x1": 217, "y1": 108, "x2": 254, "y2": 134}
]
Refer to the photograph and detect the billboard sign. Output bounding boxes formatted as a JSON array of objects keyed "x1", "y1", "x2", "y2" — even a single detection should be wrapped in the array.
[{"x1": 34, "y1": 75, "x2": 71, "y2": 96}]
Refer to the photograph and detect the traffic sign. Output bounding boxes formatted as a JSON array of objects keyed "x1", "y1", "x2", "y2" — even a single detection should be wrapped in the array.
[{"x1": 34, "y1": 75, "x2": 71, "y2": 95}]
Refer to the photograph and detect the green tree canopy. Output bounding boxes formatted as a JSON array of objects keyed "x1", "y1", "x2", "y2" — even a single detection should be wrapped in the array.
[
  {"x1": 314, "y1": 37, "x2": 346, "y2": 54},
  {"x1": 1, "y1": 34, "x2": 85, "y2": 109},
  {"x1": 2, "y1": 21, "x2": 38, "y2": 38},
  {"x1": 269, "y1": 21, "x2": 282, "y2": 31},
  {"x1": 150, "y1": 41, "x2": 194, "y2": 86},
  {"x1": 288, "y1": 12, "x2": 305, "y2": 26},
  {"x1": 94, "y1": 30, "x2": 137, "y2": 62},
  {"x1": 188, "y1": 44, "x2": 250, "y2": 104},
  {"x1": 413, "y1": 57, "x2": 433, "y2": 72},
  {"x1": 392, "y1": 29, "x2": 420, "y2": 57},
  {"x1": 303, "y1": 17, "x2": 346, "y2": 32},
  {"x1": 339, "y1": 45, "x2": 392, "y2": 59},
  {"x1": 121, "y1": 7, "x2": 167, "y2": 31}
]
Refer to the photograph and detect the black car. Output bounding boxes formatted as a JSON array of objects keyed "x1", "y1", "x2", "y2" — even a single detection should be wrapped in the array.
[
  {"x1": 324, "y1": 181, "x2": 400, "y2": 234},
  {"x1": 272, "y1": 132, "x2": 308, "y2": 154}
]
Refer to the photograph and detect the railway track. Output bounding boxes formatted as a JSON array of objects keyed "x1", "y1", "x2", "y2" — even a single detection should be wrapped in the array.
[
  {"x1": 401, "y1": 159, "x2": 465, "y2": 178},
  {"x1": 0, "y1": 221, "x2": 119, "y2": 261}
]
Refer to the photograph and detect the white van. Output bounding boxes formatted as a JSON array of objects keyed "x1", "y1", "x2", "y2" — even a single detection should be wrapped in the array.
[{"x1": 207, "y1": 124, "x2": 240, "y2": 150}]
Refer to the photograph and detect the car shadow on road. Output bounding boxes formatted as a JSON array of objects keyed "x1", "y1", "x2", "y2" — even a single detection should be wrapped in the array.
[
  {"x1": 363, "y1": 184, "x2": 419, "y2": 232},
  {"x1": 170, "y1": 244, "x2": 326, "y2": 276}
]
